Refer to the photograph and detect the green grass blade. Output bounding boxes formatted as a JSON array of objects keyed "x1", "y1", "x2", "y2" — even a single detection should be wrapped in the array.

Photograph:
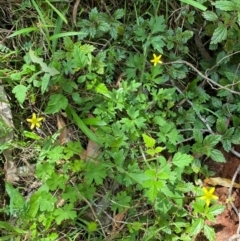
[
  {"x1": 45, "y1": 0, "x2": 68, "y2": 24},
  {"x1": 49, "y1": 32, "x2": 84, "y2": 40},
  {"x1": 51, "y1": 4, "x2": 69, "y2": 52},
  {"x1": 82, "y1": 118, "x2": 107, "y2": 126},
  {"x1": 31, "y1": 0, "x2": 51, "y2": 50},
  {"x1": 179, "y1": 0, "x2": 207, "y2": 11},
  {"x1": 7, "y1": 27, "x2": 39, "y2": 38},
  {"x1": 66, "y1": 106, "x2": 101, "y2": 145}
]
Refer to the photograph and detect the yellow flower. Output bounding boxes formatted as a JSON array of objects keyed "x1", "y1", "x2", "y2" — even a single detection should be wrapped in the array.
[
  {"x1": 150, "y1": 54, "x2": 162, "y2": 66},
  {"x1": 200, "y1": 187, "x2": 218, "y2": 206},
  {"x1": 27, "y1": 113, "x2": 44, "y2": 129}
]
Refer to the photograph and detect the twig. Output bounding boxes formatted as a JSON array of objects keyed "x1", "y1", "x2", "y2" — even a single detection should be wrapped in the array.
[
  {"x1": 228, "y1": 165, "x2": 240, "y2": 216},
  {"x1": 230, "y1": 149, "x2": 240, "y2": 159},
  {"x1": 170, "y1": 66, "x2": 240, "y2": 160},
  {"x1": 206, "y1": 50, "x2": 240, "y2": 75},
  {"x1": 166, "y1": 60, "x2": 240, "y2": 96},
  {"x1": 228, "y1": 165, "x2": 240, "y2": 241},
  {"x1": 72, "y1": 0, "x2": 81, "y2": 26},
  {"x1": 228, "y1": 233, "x2": 240, "y2": 241},
  {"x1": 0, "y1": 25, "x2": 14, "y2": 44},
  {"x1": 172, "y1": 81, "x2": 213, "y2": 133}
]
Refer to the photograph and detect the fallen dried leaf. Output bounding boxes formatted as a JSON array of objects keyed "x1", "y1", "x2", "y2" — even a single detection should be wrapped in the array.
[
  {"x1": 204, "y1": 177, "x2": 240, "y2": 189},
  {"x1": 85, "y1": 114, "x2": 101, "y2": 162},
  {"x1": 115, "y1": 72, "x2": 125, "y2": 88},
  {"x1": 79, "y1": 149, "x2": 87, "y2": 161},
  {"x1": 4, "y1": 161, "x2": 19, "y2": 184},
  {"x1": 57, "y1": 114, "x2": 69, "y2": 144},
  {"x1": 112, "y1": 209, "x2": 128, "y2": 233}
]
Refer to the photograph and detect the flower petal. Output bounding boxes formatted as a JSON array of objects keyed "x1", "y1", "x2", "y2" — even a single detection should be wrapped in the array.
[
  {"x1": 208, "y1": 187, "x2": 215, "y2": 194},
  {"x1": 202, "y1": 187, "x2": 208, "y2": 194}
]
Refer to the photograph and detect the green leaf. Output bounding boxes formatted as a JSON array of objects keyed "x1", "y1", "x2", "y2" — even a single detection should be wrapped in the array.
[
  {"x1": 172, "y1": 152, "x2": 194, "y2": 168},
  {"x1": 41, "y1": 73, "x2": 50, "y2": 94},
  {"x1": 36, "y1": 162, "x2": 55, "y2": 180},
  {"x1": 88, "y1": 222, "x2": 98, "y2": 232},
  {"x1": 127, "y1": 172, "x2": 149, "y2": 185},
  {"x1": 232, "y1": 128, "x2": 240, "y2": 144},
  {"x1": 73, "y1": 45, "x2": 88, "y2": 69},
  {"x1": 166, "y1": 128, "x2": 183, "y2": 145},
  {"x1": 46, "y1": 173, "x2": 68, "y2": 190},
  {"x1": 211, "y1": 97, "x2": 222, "y2": 108},
  {"x1": 142, "y1": 134, "x2": 155, "y2": 148},
  {"x1": 5, "y1": 183, "x2": 26, "y2": 214},
  {"x1": 29, "y1": 49, "x2": 59, "y2": 76},
  {"x1": 204, "y1": 225, "x2": 215, "y2": 241},
  {"x1": 223, "y1": 127, "x2": 234, "y2": 139},
  {"x1": 210, "y1": 23, "x2": 228, "y2": 44},
  {"x1": 64, "y1": 36, "x2": 74, "y2": 51},
  {"x1": 72, "y1": 92, "x2": 82, "y2": 104},
  {"x1": 210, "y1": 149, "x2": 226, "y2": 162},
  {"x1": 12, "y1": 84, "x2": 28, "y2": 104},
  {"x1": 113, "y1": 9, "x2": 124, "y2": 19},
  {"x1": 62, "y1": 186, "x2": 78, "y2": 203},
  {"x1": 0, "y1": 221, "x2": 27, "y2": 234},
  {"x1": 85, "y1": 162, "x2": 107, "y2": 185},
  {"x1": 203, "y1": 134, "x2": 222, "y2": 147},
  {"x1": 66, "y1": 106, "x2": 101, "y2": 145},
  {"x1": 179, "y1": 0, "x2": 207, "y2": 11},
  {"x1": 213, "y1": 1, "x2": 236, "y2": 11},
  {"x1": 146, "y1": 149, "x2": 156, "y2": 156},
  {"x1": 155, "y1": 146, "x2": 164, "y2": 153},
  {"x1": 23, "y1": 131, "x2": 42, "y2": 140},
  {"x1": 192, "y1": 201, "x2": 205, "y2": 213},
  {"x1": 10, "y1": 72, "x2": 21, "y2": 81},
  {"x1": 62, "y1": 59, "x2": 75, "y2": 74},
  {"x1": 7, "y1": 27, "x2": 39, "y2": 38},
  {"x1": 78, "y1": 183, "x2": 96, "y2": 200},
  {"x1": 80, "y1": 44, "x2": 96, "y2": 54},
  {"x1": 208, "y1": 204, "x2": 225, "y2": 216},
  {"x1": 54, "y1": 203, "x2": 77, "y2": 225},
  {"x1": 95, "y1": 83, "x2": 110, "y2": 98},
  {"x1": 112, "y1": 191, "x2": 131, "y2": 212},
  {"x1": 149, "y1": 16, "x2": 166, "y2": 34},
  {"x1": 47, "y1": 146, "x2": 64, "y2": 163},
  {"x1": 205, "y1": 212, "x2": 216, "y2": 222},
  {"x1": 98, "y1": 21, "x2": 110, "y2": 32},
  {"x1": 39, "y1": 191, "x2": 57, "y2": 212},
  {"x1": 82, "y1": 117, "x2": 107, "y2": 126},
  {"x1": 216, "y1": 118, "x2": 227, "y2": 134},
  {"x1": 45, "y1": 94, "x2": 68, "y2": 114},
  {"x1": 202, "y1": 11, "x2": 218, "y2": 21},
  {"x1": 193, "y1": 129, "x2": 203, "y2": 143},
  {"x1": 143, "y1": 179, "x2": 165, "y2": 202},
  {"x1": 50, "y1": 32, "x2": 84, "y2": 41},
  {"x1": 45, "y1": 0, "x2": 68, "y2": 24},
  {"x1": 187, "y1": 219, "x2": 204, "y2": 236},
  {"x1": 28, "y1": 194, "x2": 40, "y2": 218},
  {"x1": 222, "y1": 139, "x2": 231, "y2": 152}
]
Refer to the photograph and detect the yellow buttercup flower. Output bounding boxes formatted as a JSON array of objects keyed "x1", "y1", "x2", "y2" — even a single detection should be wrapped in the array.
[
  {"x1": 150, "y1": 54, "x2": 162, "y2": 66},
  {"x1": 200, "y1": 187, "x2": 218, "y2": 206},
  {"x1": 27, "y1": 113, "x2": 44, "y2": 129}
]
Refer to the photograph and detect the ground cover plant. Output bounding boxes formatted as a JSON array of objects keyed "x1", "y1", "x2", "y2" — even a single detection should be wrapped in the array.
[{"x1": 1, "y1": 0, "x2": 240, "y2": 240}]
